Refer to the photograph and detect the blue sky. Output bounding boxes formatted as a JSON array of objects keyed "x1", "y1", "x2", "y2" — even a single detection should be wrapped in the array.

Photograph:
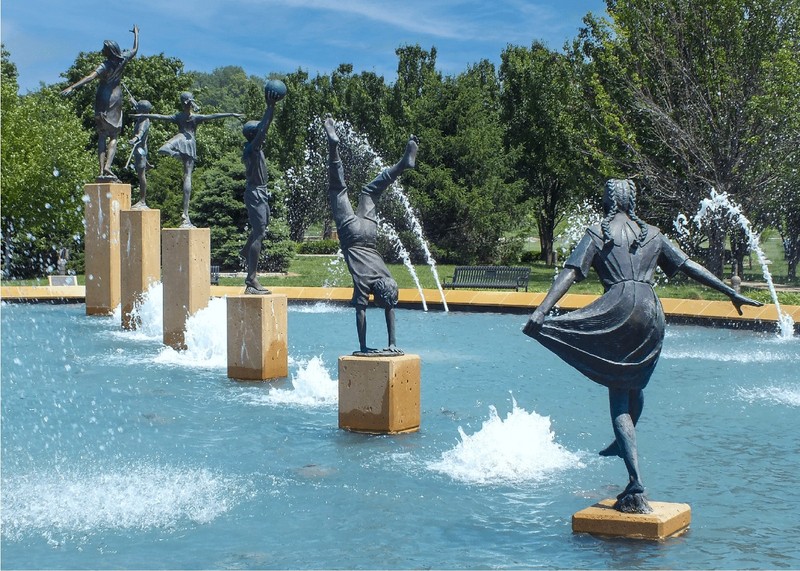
[{"x1": 2, "y1": 0, "x2": 606, "y2": 93}]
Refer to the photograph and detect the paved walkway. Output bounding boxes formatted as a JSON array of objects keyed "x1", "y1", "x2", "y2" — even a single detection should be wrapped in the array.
[{"x1": 2, "y1": 285, "x2": 797, "y2": 332}]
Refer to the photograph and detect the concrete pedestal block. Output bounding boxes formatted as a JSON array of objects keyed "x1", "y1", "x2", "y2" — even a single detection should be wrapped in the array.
[
  {"x1": 572, "y1": 499, "x2": 691, "y2": 540},
  {"x1": 120, "y1": 209, "x2": 161, "y2": 330},
  {"x1": 338, "y1": 354, "x2": 421, "y2": 434},
  {"x1": 161, "y1": 228, "x2": 210, "y2": 350},
  {"x1": 226, "y1": 295, "x2": 288, "y2": 380},
  {"x1": 84, "y1": 183, "x2": 131, "y2": 315}
]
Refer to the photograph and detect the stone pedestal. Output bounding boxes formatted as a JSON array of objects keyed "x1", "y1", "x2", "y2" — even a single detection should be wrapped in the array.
[
  {"x1": 161, "y1": 228, "x2": 210, "y2": 350},
  {"x1": 226, "y1": 295, "x2": 288, "y2": 380},
  {"x1": 572, "y1": 499, "x2": 691, "y2": 540},
  {"x1": 338, "y1": 354, "x2": 421, "y2": 434},
  {"x1": 120, "y1": 209, "x2": 161, "y2": 330},
  {"x1": 84, "y1": 183, "x2": 131, "y2": 315}
]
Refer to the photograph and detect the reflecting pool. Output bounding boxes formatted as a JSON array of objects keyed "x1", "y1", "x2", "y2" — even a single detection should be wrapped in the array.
[{"x1": 2, "y1": 298, "x2": 798, "y2": 569}]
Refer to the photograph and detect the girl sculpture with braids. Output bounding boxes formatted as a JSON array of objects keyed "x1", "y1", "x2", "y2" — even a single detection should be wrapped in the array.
[{"x1": 523, "y1": 179, "x2": 761, "y2": 513}]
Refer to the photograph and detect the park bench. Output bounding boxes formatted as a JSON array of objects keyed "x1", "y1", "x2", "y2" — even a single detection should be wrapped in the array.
[
  {"x1": 211, "y1": 265, "x2": 220, "y2": 285},
  {"x1": 443, "y1": 265, "x2": 531, "y2": 291}
]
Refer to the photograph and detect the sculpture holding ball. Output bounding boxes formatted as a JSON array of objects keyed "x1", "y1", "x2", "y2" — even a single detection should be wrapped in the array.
[{"x1": 239, "y1": 79, "x2": 287, "y2": 294}]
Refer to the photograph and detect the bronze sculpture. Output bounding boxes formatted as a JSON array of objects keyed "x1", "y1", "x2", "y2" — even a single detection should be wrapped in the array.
[
  {"x1": 523, "y1": 179, "x2": 762, "y2": 513},
  {"x1": 126, "y1": 98, "x2": 152, "y2": 209},
  {"x1": 61, "y1": 25, "x2": 139, "y2": 180},
  {"x1": 324, "y1": 116, "x2": 417, "y2": 356},
  {"x1": 132, "y1": 92, "x2": 244, "y2": 227},
  {"x1": 240, "y1": 82, "x2": 284, "y2": 294}
]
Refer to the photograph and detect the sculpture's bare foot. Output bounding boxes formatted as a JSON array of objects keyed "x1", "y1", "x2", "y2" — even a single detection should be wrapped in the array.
[
  {"x1": 180, "y1": 213, "x2": 195, "y2": 229},
  {"x1": 245, "y1": 279, "x2": 270, "y2": 295},
  {"x1": 614, "y1": 493, "x2": 652, "y2": 514},
  {"x1": 323, "y1": 115, "x2": 339, "y2": 145},
  {"x1": 599, "y1": 440, "x2": 621, "y2": 457},
  {"x1": 400, "y1": 135, "x2": 418, "y2": 170},
  {"x1": 131, "y1": 201, "x2": 149, "y2": 210},
  {"x1": 384, "y1": 345, "x2": 404, "y2": 355}
]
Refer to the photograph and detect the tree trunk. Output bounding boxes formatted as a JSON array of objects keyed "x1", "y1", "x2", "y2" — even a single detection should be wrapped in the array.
[{"x1": 706, "y1": 224, "x2": 727, "y2": 278}]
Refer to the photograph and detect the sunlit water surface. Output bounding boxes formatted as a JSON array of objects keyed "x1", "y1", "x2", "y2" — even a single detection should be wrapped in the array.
[{"x1": 2, "y1": 297, "x2": 798, "y2": 569}]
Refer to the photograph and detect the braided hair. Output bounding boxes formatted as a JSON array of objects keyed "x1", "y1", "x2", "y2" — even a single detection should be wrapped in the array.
[{"x1": 601, "y1": 179, "x2": 648, "y2": 250}]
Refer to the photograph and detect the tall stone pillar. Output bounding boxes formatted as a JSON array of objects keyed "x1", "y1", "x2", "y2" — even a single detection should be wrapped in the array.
[
  {"x1": 84, "y1": 183, "x2": 131, "y2": 315},
  {"x1": 120, "y1": 209, "x2": 161, "y2": 330},
  {"x1": 226, "y1": 295, "x2": 288, "y2": 380},
  {"x1": 161, "y1": 228, "x2": 210, "y2": 350},
  {"x1": 338, "y1": 354, "x2": 421, "y2": 434}
]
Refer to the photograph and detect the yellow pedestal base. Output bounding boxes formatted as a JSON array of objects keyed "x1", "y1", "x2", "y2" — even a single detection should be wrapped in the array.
[
  {"x1": 338, "y1": 354, "x2": 420, "y2": 434},
  {"x1": 120, "y1": 209, "x2": 161, "y2": 330},
  {"x1": 84, "y1": 183, "x2": 131, "y2": 315},
  {"x1": 572, "y1": 499, "x2": 691, "y2": 540},
  {"x1": 161, "y1": 228, "x2": 210, "y2": 350},
  {"x1": 226, "y1": 295, "x2": 288, "y2": 380}
]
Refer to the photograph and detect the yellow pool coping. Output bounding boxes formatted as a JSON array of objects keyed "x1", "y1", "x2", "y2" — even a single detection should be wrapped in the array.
[{"x1": 2, "y1": 285, "x2": 798, "y2": 330}]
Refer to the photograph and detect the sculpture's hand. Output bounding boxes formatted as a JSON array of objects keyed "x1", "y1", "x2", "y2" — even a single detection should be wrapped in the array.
[
  {"x1": 60, "y1": 87, "x2": 73, "y2": 97},
  {"x1": 265, "y1": 90, "x2": 280, "y2": 105},
  {"x1": 730, "y1": 293, "x2": 763, "y2": 316},
  {"x1": 522, "y1": 309, "x2": 545, "y2": 338},
  {"x1": 131, "y1": 24, "x2": 139, "y2": 35}
]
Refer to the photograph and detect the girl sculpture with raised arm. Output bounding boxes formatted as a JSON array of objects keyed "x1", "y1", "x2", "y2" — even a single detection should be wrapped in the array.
[
  {"x1": 61, "y1": 25, "x2": 139, "y2": 180},
  {"x1": 523, "y1": 179, "x2": 761, "y2": 513},
  {"x1": 133, "y1": 92, "x2": 244, "y2": 227}
]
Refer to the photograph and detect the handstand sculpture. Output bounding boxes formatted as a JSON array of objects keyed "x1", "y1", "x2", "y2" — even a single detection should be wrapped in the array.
[
  {"x1": 133, "y1": 92, "x2": 243, "y2": 227},
  {"x1": 324, "y1": 116, "x2": 417, "y2": 356},
  {"x1": 523, "y1": 179, "x2": 762, "y2": 513},
  {"x1": 61, "y1": 25, "x2": 139, "y2": 180}
]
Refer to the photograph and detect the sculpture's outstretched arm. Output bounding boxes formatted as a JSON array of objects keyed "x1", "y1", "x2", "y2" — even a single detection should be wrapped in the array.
[
  {"x1": 196, "y1": 112, "x2": 245, "y2": 122},
  {"x1": 385, "y1": 307, "x2": 398, "y2": 351},
  {"x1": 251, "y1": 102, "x2": 276, "y2": 151},
  {"x1": 355, "y1": 304, "x2": 372, "y2": 353},
  {"x1": 130, "y1": 113, "x2": 175, "y2": 121},
  {"x1": 60, "y1": 70, "x2": 99, "y2": 96},
  {"x1": 130, "y1": 24, "x2": 139, "y2": 57},
  {"x1": 523, "y1": 267, "x2": 578, "y2": 336},
  {"x1": 680, "y1": 260, "x2": 763, "y2": 315}
]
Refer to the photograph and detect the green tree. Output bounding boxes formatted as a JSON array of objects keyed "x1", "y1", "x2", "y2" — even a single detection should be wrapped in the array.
[
  {"x1": 403, "y1": 58, "x2": 521, "y2": 263},
  {"x1": 500, "y1": 42, "x2": 595, "y2": 265},
  {"x1": 1, "y1": 49, "x2": 95, "y2": 278},
  {"x1": 578, "y1": 0, "x2": 800, "y2": 276}
]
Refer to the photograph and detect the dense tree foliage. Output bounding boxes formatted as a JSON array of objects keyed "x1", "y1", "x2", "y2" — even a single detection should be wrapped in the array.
[
  {"x1": 3, "y1": 3, "x2": 799, "y2": 281},
  {"x1": 500, "y1": 42, "x2": 595, "y2": 264},
  {"x1": 577, "y1": 0, "x2": 800, "y2": 276},
  {"x1": 2, "y1": 47, "x2": 95, "y2": 278}
]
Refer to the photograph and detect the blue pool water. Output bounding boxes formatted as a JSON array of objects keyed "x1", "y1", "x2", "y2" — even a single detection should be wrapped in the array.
[{"x1": 2, "y1": 294, "x2": 799, "y2": 569}]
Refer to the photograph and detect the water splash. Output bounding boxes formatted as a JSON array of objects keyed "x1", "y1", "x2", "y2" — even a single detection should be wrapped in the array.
[
  {"x1": 155, "y1": 297, "x2": 228, "y2": 368},
  {"x1": 555, "y1": 200, "x2": 602, "y2": 273},
  {"x1": 735, "y1": 385, "x2": 800, "y2": 407},
  {"x1": 428, "y1": 396, "x2": 582, "y2": 485},
  {"x1": 693, "y1": 190, "x2": 794, "y2": 339},
  {"x1": 121, "y1": 281, "x2": 164, "y2": 341},
  {"x1": 240, "y1": 356, "x2": 338, "y2": 408},
  {"x1": 2, "y1": 463, "x2": 243, "y2": 541},
  {"x1": 379, "y1": 219, "x2": 427, "y2": 311}
]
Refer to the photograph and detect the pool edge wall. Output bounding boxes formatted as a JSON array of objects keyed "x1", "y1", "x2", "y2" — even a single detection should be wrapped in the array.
[{"x1": 1, "y1": 285, "x2": 798, "y2": 334}]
